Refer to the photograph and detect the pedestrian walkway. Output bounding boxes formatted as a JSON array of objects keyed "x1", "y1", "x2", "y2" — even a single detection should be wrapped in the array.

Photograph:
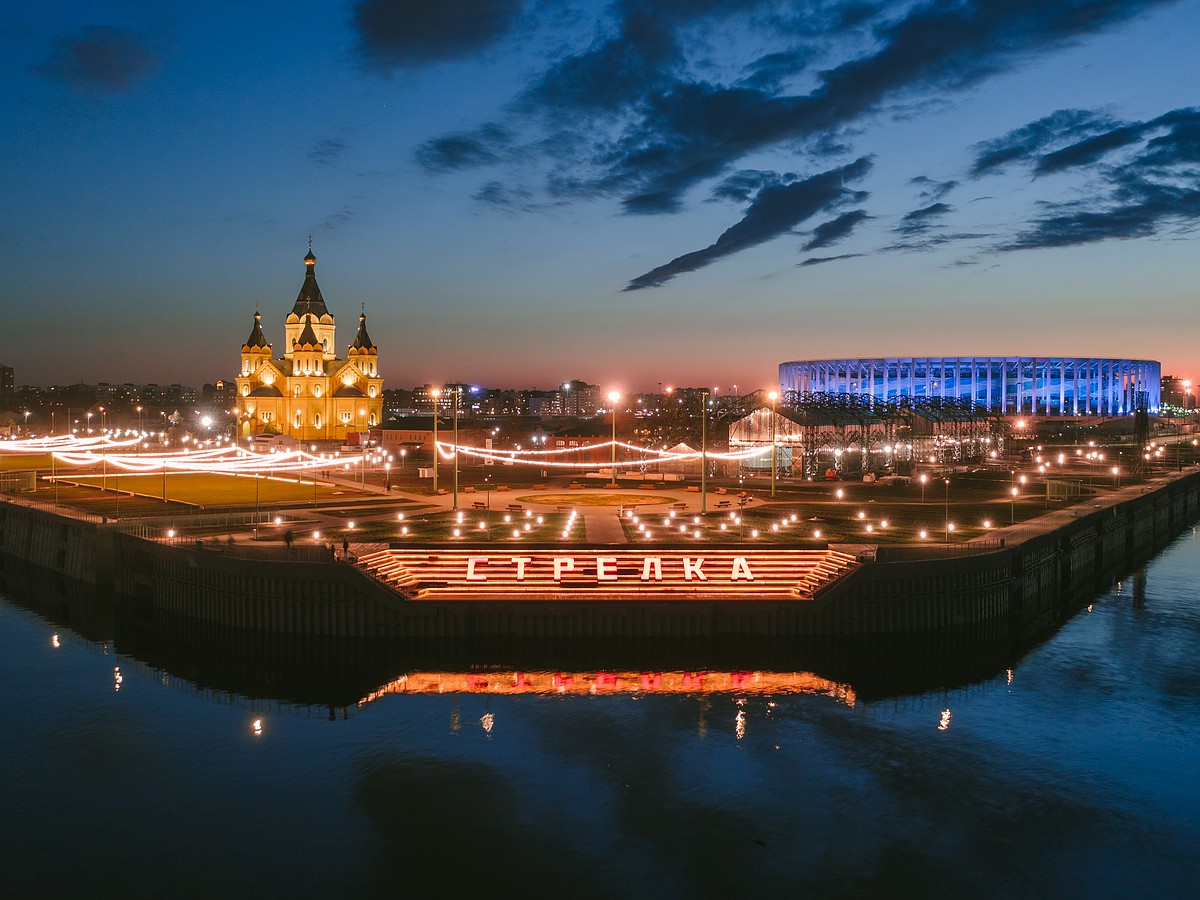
[{"x1": 584, "y1": 511, "x2": 628, "y2": 544}]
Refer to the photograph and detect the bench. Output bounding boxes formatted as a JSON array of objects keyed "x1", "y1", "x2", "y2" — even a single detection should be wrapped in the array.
[
  {"x1": 532, "y1": 484, "x2": 547, "y2": 490},
  {"x1": 437, "y1": 488, "x2": 447, "y2": 495},
  {"x1": 495, "y1": 485, "x2": 509, "y2": 492},
  {"x1": 638, "y1": 483, "x2": 656, "y2": 490},
  {"x1": 716, "y1": 487, "x2": 728, "y2": 495},
  {"x1": 716, "y1": 499, "x2": 732, "y2": 508},
  {"x1": 567, "y1": 483, "x2": 584, "y2": 489},
  {"x1": 672, "y1": 502, "x2": 687, "y2": 510},
  {"x1": 464, "y1": 486, "x2": 477, "y2": 493},
  {"x1": 472, "y1": 501, "x2": 487, "y2": 509},
  {"x1": 507, "y1": 504, "x2": 523, "y2": 512},
  {"x1": 686, "y1": 485, "x2": 700, "y2": 493}
]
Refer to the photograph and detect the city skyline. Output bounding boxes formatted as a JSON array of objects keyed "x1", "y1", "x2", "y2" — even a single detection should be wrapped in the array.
[{"x1": 3, "y1": 1, "x2": 1198, "y2": 392}]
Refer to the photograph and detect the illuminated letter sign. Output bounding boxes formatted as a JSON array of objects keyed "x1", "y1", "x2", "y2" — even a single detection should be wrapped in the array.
[
  {"x1": 730, "y1": 557, "x2": 754, "y2": 581},
  {"x1": 511, "y1": 557, "x2": 533, "y2": 580},
  {"x1": 466, "y1": 557, "x2": 488, "y2": 581},
  {"x1": 553, "y1": 557, "x2": 575, "y2": 581},
  {"x1": 596, "y1": 557, "x2": 618, "y2": 581},
  {"x1": 640, "y1": 557, "x2": 663, "y2": 582},
  {"x1": 682, "y1": 557, "x2": 707, "y2": 581}
]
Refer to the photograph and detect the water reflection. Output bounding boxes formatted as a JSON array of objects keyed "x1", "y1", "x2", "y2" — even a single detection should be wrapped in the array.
[
  {"x1": 0, "y1": 532, "x2": 1174, "y2": 717},
  {"x1": 2, "y1": 530, "x2": 1199, "y2": 899}
]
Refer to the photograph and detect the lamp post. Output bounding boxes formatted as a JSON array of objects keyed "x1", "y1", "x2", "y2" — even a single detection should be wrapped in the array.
[
  {"x1": 431, "y1": 388, "x2": 441, "y2": 495},
  {"x1": 700, "y1": 390, "x2": 709, "y2": 514},
  {"x1": 1010, "y1": 486, "x2": 1018, "y2": 525},
  {"x1": 608, "y1": 390, "x2": 620, "y2": 486},
  {"x1": 453, "y1": 387, "x2": 460, "y2": 511},
  {"x1": 944, "y1": 478, "x2": 950, "y2": 544},
  {"x1": 919, "y1": 472, "x2": 927, "y2": 504},
  {"x1": 768, "y1": 391, "x2": 778, "y2": 497}
]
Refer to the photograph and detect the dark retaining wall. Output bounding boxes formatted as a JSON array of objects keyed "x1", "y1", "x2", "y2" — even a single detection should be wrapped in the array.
[{"x1": 4, "y1": 471, "x2": 1198, "y2": 638}]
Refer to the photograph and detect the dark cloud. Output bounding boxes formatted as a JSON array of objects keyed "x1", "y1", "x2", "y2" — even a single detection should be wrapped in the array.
[
  {"x1": 966, "y1": 105, "x2": 1200, "y2": 252},
  {"x1": 887, "y1": 231, "x2": 992, "y2": 252},
  {"x1": 33, "y1": 26, "x2": 161, "y2": 93},
  {"x1": 625, "y1": 157, "x2": 871, "y2": 290},
  {"x1": 895, "y1": 201, "x2": 953, "y2": 236},
  {"x1": 1001, "y1": 175, "x2": 1200, "y2": 251},
  {"x1": 415, "y1": 124, "x2": 511, "y2": 172},
  {"x1": 352, "y1": 0, "x2": 526, "y2": 68},
  {"x1": 802, "y1": 209, "x2": 871, "y2": 251},
  {"x1": 798, "y1": 252, "x2": 865, "y2": 267},
  {"x1": 473, "y1": 181, "x2": 537, "y2": 212},
  {"x1": 421, "y1": 0, "x2": 1170, "y2": 224},
  {"x1": 309, "y1": 138, "x2": 347, "y2": 167},
  {"x1": 910, "y1": 175, "x2": 958, "y2": 202},
  {"x1": 709, "y1": 170, "x2": 794, "y2": 204},
  {"x1": 969, "y1": 109, "x2": 1120, "y2": 176},
  {"x1": 1033, "y1": 124, "x2": 1146, "y2": 175}
]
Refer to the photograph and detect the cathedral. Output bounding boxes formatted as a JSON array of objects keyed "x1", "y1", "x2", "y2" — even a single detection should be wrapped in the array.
[{"x1": 234, "y1": 244, "x2": 383, "y2": 442}]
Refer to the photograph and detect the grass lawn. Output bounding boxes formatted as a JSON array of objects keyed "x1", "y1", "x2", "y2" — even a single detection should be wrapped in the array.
[
  {"x1": 330, "y1": 509, "x2": 578, "y2": 542},
  {"x1": 0, "y1": 454, "x2": 53, "y2": 471},
  {"x1": 619, "y1": 496, "x2": 1054, "y2": 544},
  {"x1": 514, "y1": 492, "x2": 669, "y2": 507},
  {"x1": 61, "y1": 472, "x2": 354, "y2": 506}
]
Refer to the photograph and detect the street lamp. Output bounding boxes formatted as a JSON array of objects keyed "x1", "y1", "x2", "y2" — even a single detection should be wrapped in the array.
[
  {"x1": 1010, "y1": 486, "x2": 1018, "y2": 525},
  {"x1": 944, "y1": 478, "x2": 950, "y2": 544},
  {"x1": 768, "y1": 391, "x2": 778, "y2": 497},
  {"x1": 700, "y1": 390, "x2": 709, "y2": 514},
  {"x1": 431, "y1": 388, "x2": 441, "y2": 494},
  {"x1": 608, "y1": 390, "x2": 620, "y2": 486},
  {"x1": 453, "y1": 386, "x2": 460, "y2": 511},
  {"x1": 919, "y1": 472, "x2": 928, "y2": 504}
]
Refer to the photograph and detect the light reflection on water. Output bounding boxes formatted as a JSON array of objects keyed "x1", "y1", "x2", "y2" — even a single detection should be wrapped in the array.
[{"x1": 1, "y1": 528, "x2": 1198, "y2": 898}]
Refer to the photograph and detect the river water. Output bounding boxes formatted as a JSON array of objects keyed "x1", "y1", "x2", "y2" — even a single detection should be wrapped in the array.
[{"x1": 2, "y1": 530, "x2": 1198, "y2": 899}]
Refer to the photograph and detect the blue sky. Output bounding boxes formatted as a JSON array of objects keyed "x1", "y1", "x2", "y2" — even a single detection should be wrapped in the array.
[{"x1": 2, "y1": 1, "x2": 1198, "y2": 393}]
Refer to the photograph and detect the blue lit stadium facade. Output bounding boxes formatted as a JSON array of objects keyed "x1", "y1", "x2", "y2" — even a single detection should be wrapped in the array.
[{"x1": 778, "y1": 357, "x2": 1160, "y2": 416}]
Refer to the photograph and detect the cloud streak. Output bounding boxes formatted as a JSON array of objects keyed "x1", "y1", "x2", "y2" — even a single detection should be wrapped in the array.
[{"x1": 625, "y1": 157, "x2": 871, "y2": 290}]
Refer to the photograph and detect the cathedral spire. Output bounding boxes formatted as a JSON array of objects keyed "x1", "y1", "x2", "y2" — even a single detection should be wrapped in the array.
[
  {"x1": 243, "y1": 307, "x2": 269, "y2": 350},
  {"x1": 351, "y1": 306, "x2": 376, "y2": 352},
  {"x1": 292, "y1": 240, "x2": 328, "y2": 318},
  {"x1": 296, "y1": 313, "x2": 321, "y2": 349}
]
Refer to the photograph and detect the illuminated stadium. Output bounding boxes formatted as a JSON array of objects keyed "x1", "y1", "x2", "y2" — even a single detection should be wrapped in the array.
[{"x1": 778, "y1": 357, "x2": 1161, "y2": 416}]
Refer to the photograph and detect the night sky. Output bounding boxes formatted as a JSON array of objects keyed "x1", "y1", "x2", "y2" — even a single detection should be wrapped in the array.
[{"x1": 3, "y1": 1, "x2": 1198, "y2": 393}]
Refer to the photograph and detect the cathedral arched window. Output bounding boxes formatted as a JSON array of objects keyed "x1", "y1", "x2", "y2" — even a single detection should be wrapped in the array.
[{"x1": 314, "y1": 413, "x2": 322, "y2": 429}]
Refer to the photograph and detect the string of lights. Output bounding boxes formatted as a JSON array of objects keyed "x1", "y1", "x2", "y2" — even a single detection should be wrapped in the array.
[{"x1": 435, "y1": 439, "x2": 773, "y2": 468}]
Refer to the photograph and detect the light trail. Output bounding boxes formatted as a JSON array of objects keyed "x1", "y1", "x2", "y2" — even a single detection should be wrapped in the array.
[{"x1": 435, "y1": 439, "x2": 772, "y2": 468}]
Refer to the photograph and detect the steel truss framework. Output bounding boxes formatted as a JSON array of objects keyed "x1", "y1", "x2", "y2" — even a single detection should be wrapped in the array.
[{"x1": 728, "y1": 392, "x2": 1003, "y2": 478}]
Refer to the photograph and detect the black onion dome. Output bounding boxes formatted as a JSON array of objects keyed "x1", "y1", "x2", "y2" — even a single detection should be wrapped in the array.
[
  {"x1": 296, "y1": 314, "x2": 321, "y2": 349},
  {"x1": 351, "y1": 311, "x2": 375, "y2": 351},
  {"x1": 243, "y1": 311, "x2": 269, "y2": 350},
  {"x1": 291, "y1": 246, "x2": 329, "y2": 318}
]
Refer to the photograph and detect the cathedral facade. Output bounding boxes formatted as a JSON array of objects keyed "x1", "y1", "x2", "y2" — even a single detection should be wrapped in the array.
[{"x1": 234, "y1": 246, "x2": 383, "y2": 442}]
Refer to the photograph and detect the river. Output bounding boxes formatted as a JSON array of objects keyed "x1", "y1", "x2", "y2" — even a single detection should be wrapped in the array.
[{"x1": 2, "y1": 528, "x2": 1197, "y2": 898}]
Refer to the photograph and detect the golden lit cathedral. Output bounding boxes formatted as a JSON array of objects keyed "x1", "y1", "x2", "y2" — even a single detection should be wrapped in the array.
[{"x1": 234, "y1": 242, "x2": 383, "y2": 442}]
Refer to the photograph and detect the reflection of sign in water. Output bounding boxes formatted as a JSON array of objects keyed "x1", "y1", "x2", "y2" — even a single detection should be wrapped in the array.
[
  {"x1": 358, "y1": 670, "x2": 856, "y2": 707},
  {"x1": 359, "y1": 549, "x2": 858, "y2": 600}
]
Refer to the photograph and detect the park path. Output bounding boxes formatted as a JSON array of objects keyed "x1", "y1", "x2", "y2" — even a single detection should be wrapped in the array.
[{"x1": 584, "y1": 511, "x2": 628, "y2": 544}]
